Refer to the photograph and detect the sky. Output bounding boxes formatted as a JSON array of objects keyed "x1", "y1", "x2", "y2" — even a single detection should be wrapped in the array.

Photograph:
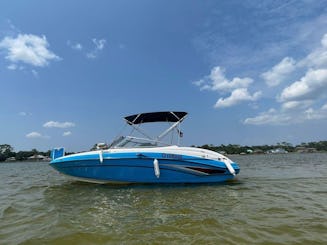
[{"x1": 1, "y1": 0, "x2": 327, "y2": 152}]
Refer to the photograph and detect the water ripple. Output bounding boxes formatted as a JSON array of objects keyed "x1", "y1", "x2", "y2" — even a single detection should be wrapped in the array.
[{"x1": 0, "y1": 154, "x2": 326, "y2": 244}]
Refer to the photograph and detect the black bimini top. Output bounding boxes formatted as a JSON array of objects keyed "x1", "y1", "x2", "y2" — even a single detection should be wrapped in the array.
[{"x1": 124, "y1": 111, "x2": 188, "y2": 125}]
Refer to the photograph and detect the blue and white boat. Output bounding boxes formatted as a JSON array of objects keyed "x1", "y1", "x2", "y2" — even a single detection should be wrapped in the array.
[{"x1": 50, "y1": 111, "x2": 240, "y2": 184}]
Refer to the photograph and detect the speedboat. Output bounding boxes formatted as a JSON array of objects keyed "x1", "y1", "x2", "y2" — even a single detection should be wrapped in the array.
[{"x1": 50, "y1": 111, "x2": 240, "y2": 184}]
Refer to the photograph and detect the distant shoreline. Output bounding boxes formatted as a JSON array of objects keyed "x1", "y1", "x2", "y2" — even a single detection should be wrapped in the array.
[
  {"x1": 2, "y1": 151, "x2": 327, "y2": 164},
  {"x1": 1, "y1": 141, "x2": 327, "y2": 162}
]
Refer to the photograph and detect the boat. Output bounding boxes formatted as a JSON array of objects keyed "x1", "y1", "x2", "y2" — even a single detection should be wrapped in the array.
[{"x1": 50, "y1": 111, "x2": 240, "y2": 184}]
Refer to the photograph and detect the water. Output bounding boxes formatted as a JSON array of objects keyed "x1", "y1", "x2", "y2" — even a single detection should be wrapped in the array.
[{"x1": 0, "y1": 153, "x2": 326, "y2": 244}]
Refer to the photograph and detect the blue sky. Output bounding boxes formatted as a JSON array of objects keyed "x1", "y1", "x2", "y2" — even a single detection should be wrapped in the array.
[{"x1": 1, "y1": 0, "x2": 327, "y2": 151}]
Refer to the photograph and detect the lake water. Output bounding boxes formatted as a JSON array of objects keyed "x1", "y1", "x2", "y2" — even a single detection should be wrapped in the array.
[{"x1": 0, "y1": 153, "x2": 326, "y2": 244}]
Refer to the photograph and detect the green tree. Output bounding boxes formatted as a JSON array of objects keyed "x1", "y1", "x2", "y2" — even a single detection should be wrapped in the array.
[
  {"x1": 15, "y1": 151, "x2": 34, "y2": 161},
  {"x1": 0, "y1": 144, "x2": 14, "y2": 161}
]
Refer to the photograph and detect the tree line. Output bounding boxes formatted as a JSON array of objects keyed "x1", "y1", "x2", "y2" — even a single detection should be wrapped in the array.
[
  {"x1": 194, "y1": 141, "x2": 327, "y2": 155},
  {"x1": 0, "y1": 144, "x2": 75, "y2": 162},
  {"x1": 1, "y1": 141, "x2": 327, "y2": 162},
  {"x1": 0, "y1": 144, "x2": 51, "y2": 162}
]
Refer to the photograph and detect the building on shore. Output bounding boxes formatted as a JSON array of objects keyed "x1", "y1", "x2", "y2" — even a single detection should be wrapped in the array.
[
  {"x1": 28, "y1": 155, "x2": 51, "y2": 161},
  {"x1": 295, "y1": 147, "x2": 317, "y2": 153},
  {"x1": 5, "y1": 157, "x2": 16, "y2": 162},
  {"x1": 266, "y1": 148, "x2": 288, "y2": 154}
]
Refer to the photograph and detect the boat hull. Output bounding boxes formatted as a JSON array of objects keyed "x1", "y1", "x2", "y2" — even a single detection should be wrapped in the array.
[{"x1": 50, "y1": 151, "x2": 240, "y2": 184}]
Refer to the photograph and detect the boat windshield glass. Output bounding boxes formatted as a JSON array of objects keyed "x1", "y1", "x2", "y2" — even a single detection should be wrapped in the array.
[{"x1": 109, "y1": 136, "x2": 169, "y2": 148}]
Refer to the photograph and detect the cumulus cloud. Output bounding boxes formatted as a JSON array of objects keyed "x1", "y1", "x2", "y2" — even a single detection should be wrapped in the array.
[
  {"x1": 0, "y1": 34, "x2": 60, "y2": 67},
  {"x1": 281, "y1": 100, "x2": 313, "y2": 111},
  {"x1": 244, "y1": 102, "x2": 327, "y2": 125},
  {"x1": 279, "y1": 69, "x2": 327, "y2": 102},
  {"x1": 303, "y1": 105, "x2": 327, "y2": 121},
  {"x1": 194, "y1": 66, "x2": 261, "y2": 108},
  {"x1": 194, "y1": 66, "x2": 253, "y2": 92},
  {"x1": 215, "y1": 88, "x2": 262, "y2": 108},
  {"x1": 67, "y1": 40, "x2": 83, "y2": 50},
  {"x1": 261, "y1": 57, "x2": 296, "y2": 87},
  {"x1": 276, "y1": 34, "x2": 327, "y2": 118},
  {"x1": 246, "y1": 32, "x2": 327, "y2": 125},
  {"x1": 304, "y1": 107, "x2": 326, "y2": 120},
  {"x1": 194, "y1": 31, "x2": 327, "y2": 122},
  {"x1": 26, "y1": 132, "x2": 45, "y2": 138},
  {"x1": 43, "y1": 121, "x2": 75, "y2": 128},
  {"x1": 62, "y1": 131, "x2": 72, "y2": 136},
  {"x1": 86, "y1": 38, "x2": 106, "y2": 59},
  {"x1": 300, "y1": 33, "x2": 327, "y2": 68},
  {"x1": 244, "y1": 109, "x2": 292, "y2": 125}
]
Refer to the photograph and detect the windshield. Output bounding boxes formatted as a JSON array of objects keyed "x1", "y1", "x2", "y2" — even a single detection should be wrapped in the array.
[{"x1": 109, "y1": 136, "x2": 169, "y2": 148}]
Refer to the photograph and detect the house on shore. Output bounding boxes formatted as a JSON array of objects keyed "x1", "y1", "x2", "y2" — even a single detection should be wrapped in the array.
[
  {"x1": 28, "y1": 155, "x2": 51, "y2": 161},
  {"x1": 295, "y1": 147, "x2": 317, "y2": 153},
  {"x1": 266, "y1": 148, "x2": 288, "y2": 154},
  {"x1": 5, "y1": 157, "x2": 16, "y2": 162}
]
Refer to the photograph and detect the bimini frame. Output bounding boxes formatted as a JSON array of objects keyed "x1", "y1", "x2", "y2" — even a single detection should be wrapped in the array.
[{"x1": 123, "y1": 111, "x2": 188, "y2": 146}]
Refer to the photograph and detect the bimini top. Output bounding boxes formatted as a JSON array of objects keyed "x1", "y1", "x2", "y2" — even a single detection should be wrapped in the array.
[{"x1": 124, "y1": 111, "x2": 187, "y2": 125}]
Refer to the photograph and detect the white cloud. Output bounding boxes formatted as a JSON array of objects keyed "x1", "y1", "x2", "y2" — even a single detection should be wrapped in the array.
[
  {"x1": 300, "y1": 33, "x2": 327, "y2": 68},
  {"x1": 244, "y1": 103, "x2": 327, "y2": 125},
  {"x1": 43, "y1": 121, "x2": 75, "y2": 128},
  {"x1": 303, "y1": 105, "x2": 327, "y2": 120},
  {"x1": 193, "y1": 79, "x2": 205, "y2": 87},
  {"x1": 281, "y1": 100, "x2": 313, "y2": 111},
  {"x1": 19, "y1": 112, "x2": 27, "y2": 116},
  {"x1": 247, "y1": 33, "x2": 327, "y2": 125},
  {"x1": 73, "y1": 43, "x2": 82, "y2": 50},
  {"x1": 26, "y1": 132, "x2": 43, "y2": 138},
  {"x1": 86, "y1": 38, "x2": 106, "y2": 59},
  {"x1": 31, "y1": 69, "x2": 38, "y2": 77},
  {"x1": 86, "y1": 52, "x2": 96, "y2": 59},
  {"x1": 19, "y1": 111, "x2": 32, "y2": 116},
  {"x1": 7, "y1": 64, "x2": 17, "y2": 70},
  {"x1": 7, "y1": 64, "x2": 24, "y2": 70},
  {"x1": 261, "y1": 57, "x2": 296, "y2": 87},
  {"x1": 214, "y1": 88, "x2": 262, "y2": 108},
  {"x1": 0, "y1": 34, "x2": 60, "y2": 67},
  {"x1": 193, "y1": 28, "x2": 327, "y2": 124},
  {"x1": 195, "y1": 66, "x2": 253, "y2": 92},
  {"x1": 322, "y1": 34, "x2": 327, "y2": 47},
  {"x1": 244, "y1": 108, "x2": 292, "y2": 125},
  {"x1": 194, "y1": 66, "x2": 261, "y2": 109},
  {"x1": 279, "y1": 69, "x2": 327, "y2": 102},
  {"x1": 67, "y1": 40, "x2": 83, "y2": 50},
  {"x1": 63, "y1": 131, "x2": 72, "y2": 136},
  {"x1": 93, "y1": 38, "x2": 106, "y2": 50}
]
